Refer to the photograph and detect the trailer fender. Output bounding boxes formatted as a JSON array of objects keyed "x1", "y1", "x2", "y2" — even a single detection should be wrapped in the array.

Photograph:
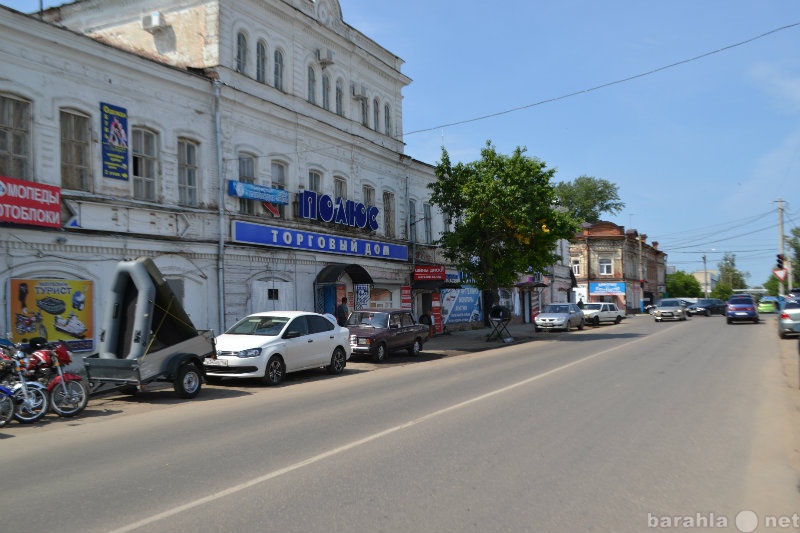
[{"x1": 166, "y1": 353, "x2": 206, "y2": 380}]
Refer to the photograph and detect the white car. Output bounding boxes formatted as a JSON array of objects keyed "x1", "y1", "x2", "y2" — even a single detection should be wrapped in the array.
[
  {"x1": 206, "y1": 311, "x2": 351, "y2": 385},
  {"x1": 582, "y1": 302, "x2": 626, "y2": 326}
]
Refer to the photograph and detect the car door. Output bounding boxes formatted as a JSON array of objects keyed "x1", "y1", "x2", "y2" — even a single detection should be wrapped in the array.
[
  {"x1": 282, "y1": 316, "x2": 316, "y2": 371},
  {"x1": 306, "y1": 314, "x2": 337, "y2": 366}
]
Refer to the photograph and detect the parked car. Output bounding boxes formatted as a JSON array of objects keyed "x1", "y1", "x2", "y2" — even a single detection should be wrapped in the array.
[
  {"x1": 534, "y1": 303, "x2": 585, "y2": 332},
  {"x1": 582, "y1": 302, "x2": 626, "y2": 326},
  {"x1": 726, "y1": 294, "x2": 759, "y2": 324},
  {"x1": 778, "y1": 299, "x2": 800, "y2": 339},
  {"x1": 347, "y1": 308, "x2": 429, "y2": 363},
  {"x1": 206, "y1": 311, "x2": 351, "y2": 385},
  {"x1": 653, "y1": 299, "x2": 688, "y2": 322},
  {"x1": 686, "y1": 298, "x2": 726, "y2": 317},
  {"x1": 757, "y1": 296, "x2": 780, "y2": 313}
]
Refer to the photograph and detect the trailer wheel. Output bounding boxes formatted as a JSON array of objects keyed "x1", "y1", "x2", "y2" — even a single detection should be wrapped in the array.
[{"x1": 174, "y1": 363, "x2": 202, "y2": 399}]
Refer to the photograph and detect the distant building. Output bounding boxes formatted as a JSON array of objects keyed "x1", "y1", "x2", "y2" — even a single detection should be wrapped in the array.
[
  {"x1": 569, "y1": 221, "x2": 667, "y2": 312},
  {"x1": 692, "y1": 270, "x2": 719, "y2": 296}
]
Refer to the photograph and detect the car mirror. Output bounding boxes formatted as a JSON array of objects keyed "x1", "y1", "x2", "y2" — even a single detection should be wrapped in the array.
[{"x1": 389, "y1": 323, "x2": 399, "y2": 329}]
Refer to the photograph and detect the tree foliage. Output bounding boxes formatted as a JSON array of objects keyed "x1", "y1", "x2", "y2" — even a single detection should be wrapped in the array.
[
  {"x1": 716, "y1": 252, "x2": 748, "y2": 290},
  {"x1": 787, "y1": 226, "x2": 800, "y2": 288},
  {"x1": 554, "y1": 175, "x2": 625, "y2": 223},
  {"x1": 428, "y1": 142, "x2": 578, "y2": 293},
  {"x1": 666, "y1": 270, "x2": 702, "y2": 298}
]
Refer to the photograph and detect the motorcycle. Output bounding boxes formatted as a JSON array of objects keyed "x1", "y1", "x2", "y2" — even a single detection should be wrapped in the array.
[
  {"x1": 23, "y1": 338, "x2": 88, "y2": 418},
  {"x1": 0, "y1": 370, "x2": 14, "y2": 428},
  {"x1": 0, "y1": 340, "x2": 49, "y2": 424}
]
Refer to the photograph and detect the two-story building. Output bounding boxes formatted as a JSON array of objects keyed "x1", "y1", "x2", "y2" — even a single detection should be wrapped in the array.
[{"x1": 569, "y1": 221, "x2": 667, "y2": 312}]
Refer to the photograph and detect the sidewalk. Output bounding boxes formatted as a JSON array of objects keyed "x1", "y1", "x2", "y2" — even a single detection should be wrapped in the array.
[{"x1": 423, "y1": 322, "x2": 538, "y2": 356}]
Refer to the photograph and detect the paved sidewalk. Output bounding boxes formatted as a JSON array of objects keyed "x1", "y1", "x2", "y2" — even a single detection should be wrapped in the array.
[{"x1": 423, "y1": 322, "x2": 538, "y2": 356}]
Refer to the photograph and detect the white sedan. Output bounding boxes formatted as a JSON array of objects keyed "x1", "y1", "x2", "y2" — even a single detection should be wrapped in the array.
[{"x1": 206, "y1": 311, "x2": 351, "y2": 385}]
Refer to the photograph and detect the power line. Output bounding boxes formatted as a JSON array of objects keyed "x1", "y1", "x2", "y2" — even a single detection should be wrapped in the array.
[{"x1": 403, "y1": 21, "x2": 800, "y2": 137}]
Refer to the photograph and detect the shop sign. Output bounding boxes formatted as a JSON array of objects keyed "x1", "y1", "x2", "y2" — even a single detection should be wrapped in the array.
[
  {"x1": 0, "y1": 176, "x2": 61, "y2": 228},
  {"x1": 101, "y1": 102, "x2": 129, "y2": 180},
  {"x1": 233, "y1": 221, "x2": 408, "y2": 261},
  {"x1": 10, "y1": 278, "x2": 94, "y2": 351},
  {"x1": 297, "y1": 190, "x2": 379, "y2": 231},
  {"x1": 441, "y1": 287, "x2": 482, "y2": 324},
  {"x1": 414, "y1": 265, "x2": 445, "y2": 281},
  {"x1": 227, "y1": 180, "x2": 290, "y2": 204},
  {"x1": 401, "y1": 286, "x2": 412, "y2": 309},
  {"x1": 589, "y1": 282, "x2": 626, "y2": 295}
]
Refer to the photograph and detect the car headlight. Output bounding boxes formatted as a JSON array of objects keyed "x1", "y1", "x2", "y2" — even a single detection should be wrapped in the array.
[{"x1": 237, "y1": 348, "x2": 262, "y2": 358}]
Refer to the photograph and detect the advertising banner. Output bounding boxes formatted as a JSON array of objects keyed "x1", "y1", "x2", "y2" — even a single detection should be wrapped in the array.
[
  {"x1": 440, "y1": 287, "x2": 482, "y2": 324},
  {"x1": 101, "y1": 102, "x2": 129, "y2": 180},
  {"x1": 10, "y1": 278, "x2": 94, "y2": 351},
  {"x1": 0, "y1": 175, "x2": 61, "y2": 228},
  {"x1": 414, "y1": 265, "x2": 445, "y2": 281},
  {"x1": 589, "y1": 282, "x2": 626, "y2": 295}
]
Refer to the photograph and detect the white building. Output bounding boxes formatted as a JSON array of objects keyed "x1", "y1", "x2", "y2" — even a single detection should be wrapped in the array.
[{"x1": 0, "y1": 0, "x2": 446, "y2": 350}]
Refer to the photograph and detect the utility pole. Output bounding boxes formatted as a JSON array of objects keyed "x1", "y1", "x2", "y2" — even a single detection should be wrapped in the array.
[
  {"x1": 703, "y1": 254, "x2": 709, "y2": 298},
  {"x1": 778, "y1": 198, "x2": 785, "y2": 297}
]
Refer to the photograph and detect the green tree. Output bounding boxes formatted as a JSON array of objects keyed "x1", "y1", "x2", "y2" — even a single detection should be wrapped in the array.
[
  {"x1": 711, "y1": 282, "x2": 733, "y2": 302},
  {"x1": 429, "y1": 142, "x2": 578, "y2": 295},
  {"x1": 666, "y1": 270, "x2": 702, "y2": 297},
  {"x1": 762, "y1": 275, "x2": 779, "y2": 296},
  {"x1": 717, "y1": 252, "x2": 748, "y2": 290},
  {"x1": 554, "y1": 175, "x2": 625, "y2": 223},
  {"x1": 787, "y1": 226, "x2": 800, "y2": 288}
]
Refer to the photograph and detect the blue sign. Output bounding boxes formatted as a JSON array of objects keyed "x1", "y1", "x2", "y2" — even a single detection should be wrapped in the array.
[
  {"x1": 589, "y1": 282, "x2": 626, "y2": 295},
  {"x1": 228, "y1": 181, "x2": 290, "y2": 204},
  {"x1": 101, "y1": 102, "x2": 129, "y2": 180},
  {"x1": 233, "y1": 221, "x2": 408, "y2": 261},
  {"x1": 298, "y1": 190, "x2": 379, "y2": 231},
  {"x1": 441, "y1": 287, "x2": 482, "y2": 324}
]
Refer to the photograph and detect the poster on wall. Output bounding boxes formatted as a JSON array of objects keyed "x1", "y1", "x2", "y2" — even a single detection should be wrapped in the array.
[
  {"x1": 9, "y1": 278, "x2": 94, "y2": 351},
  {"x1": 101, "y1": 102, "x2": 129, "y2": 180},
  {"x1": 440, "y1": 287, "x2": 482, "y2": 324}
]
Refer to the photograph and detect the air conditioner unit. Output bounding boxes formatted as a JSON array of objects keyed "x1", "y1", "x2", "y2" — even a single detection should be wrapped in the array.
[
  {"x1": 316, "y1": 48, "x2": 334, "y2": 67},
  {"x1": 142, "y1": 11, "x2": 166, "y2": 32},
  {"x1": 350, "y1": 83, "x2": 367, "y2": 100}
]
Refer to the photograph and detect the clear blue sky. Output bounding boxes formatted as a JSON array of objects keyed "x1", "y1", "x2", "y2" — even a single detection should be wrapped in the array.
[{"x1": 6, "y1": 0, "x2": 800, "y2": 288}]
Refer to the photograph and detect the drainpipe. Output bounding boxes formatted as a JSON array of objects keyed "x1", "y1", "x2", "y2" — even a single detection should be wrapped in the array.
[{"x1": 214, "y1": 80, "x2": 225, "y2": 333}]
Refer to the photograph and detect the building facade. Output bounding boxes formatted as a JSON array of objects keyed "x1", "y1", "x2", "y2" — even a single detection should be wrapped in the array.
[
  {"x1": 569, "y1": 221, "x2": 667, "y2": 312},
  {"x1": 0, "y1": 0, "x2": 453, "y2": 350}
]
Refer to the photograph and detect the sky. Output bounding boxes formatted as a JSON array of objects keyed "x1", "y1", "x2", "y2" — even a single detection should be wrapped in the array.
[{"x1": 5, "y1": 1, "x2": 800, "y2": 288}]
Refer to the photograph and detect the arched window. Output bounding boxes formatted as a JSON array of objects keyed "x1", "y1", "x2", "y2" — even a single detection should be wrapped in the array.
[
  {"x1": 307, "y1": 66, "x2": 316, "y2": 104},
  {"x1": 256, "y1": 40, "x2": 267, "y2": 83},
  {"x1": 270, "y1": 160, "x2": 287, "y2": 217},
  {"x1": 0, "y1": 94, "x2": 31, "y2": 179},
  {"x1": 372, "y1": 98, "x2": 380, "y2": 131},
  {"x1": 322, "y1": 74, "x2": 330, "y2": 111},
  {"x1": 60, "y1": 108, "x2": 91, "y2": 191},
  {"x1": 236, "y1": 32, "x2": 247, "y2": 74},
  {"x1": 238, "y1": 153, "x2": 257, "y2": 215},
  {"x1": 383, "y1": 191, "x2": 395, "y2": 238},
  {"x1": 132, "y1": 128, "x2": 158, "y2": 201},
  {"x1": 273, "y1": 50, "x2": 284, "y2": 91},
  {"x1": 178, "y1": 138, "x2": 199, "y2": 207},
  {"x1": 335, "y1": 80, "x2": 343, "y2": 116},
  {"x1": 384, "y1": 104, "x2": 391, "y2": 136}
]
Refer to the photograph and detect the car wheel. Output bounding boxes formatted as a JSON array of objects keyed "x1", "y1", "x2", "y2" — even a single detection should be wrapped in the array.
[
  {"x1": 654, "y1": 318, "x2": 660, "y2": 322},
  {"x1": 260, "y1": 355, "x2": 285, "y2": 386},
  {"x1": 407, "y1": 338, "x2": 422, "y2": 356},
  {"x1": 727, "y1": 318, "x2": 732, "y2": 324},
  {"x1": 372, "y1": 343, "x2": 387, "y2": 363},
  {"x1": 577, "y1": 319, "x2": 584, "y2": 331},
  {"x1": 174, "y1": 363, "x2": 202, "y2": 399},
  {"x1": 753, "y1": 317, "x2": 759, "y2": 324},
  {"x1": 615, "y1": 316, "x2": 622, "y2": 324},
  {"x1": 326, "y1": 347, "x2": 347, "y2": 375},
  {"x1": 592, "y1": 316, "x2": 600, "y2": 326},
  {"x1": 705, "y1": 310, "x2": 711, "y2": 317}
]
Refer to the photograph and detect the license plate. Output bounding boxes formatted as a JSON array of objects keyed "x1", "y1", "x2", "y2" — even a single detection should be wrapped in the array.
[
  {"x1": 736, "y1": 312, "x2": 748, "y2": 316},
  {"x1": 204, "y1": 358, "x2": 228, "y2": 367}
]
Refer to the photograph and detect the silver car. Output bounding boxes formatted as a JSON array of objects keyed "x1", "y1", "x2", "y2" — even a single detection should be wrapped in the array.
[
  {"x1": 535, "y1": 303, "x2": 585, "y2": 332},
  {"x1": 778, "y1": 299, "x2": 800, "y2": 339},
  {"x1": 653, "y1": 298, "x2": 688, "y2": 322}
]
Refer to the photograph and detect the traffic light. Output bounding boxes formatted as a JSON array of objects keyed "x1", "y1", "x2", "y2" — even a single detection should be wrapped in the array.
[{"x1": 777, "y1": 254, "x2": 784, "y2": 269}]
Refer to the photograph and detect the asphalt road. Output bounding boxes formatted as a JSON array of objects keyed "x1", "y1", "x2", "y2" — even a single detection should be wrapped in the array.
[{"x1": 2, "y1": 315, "x2": 799, "y2": 533}]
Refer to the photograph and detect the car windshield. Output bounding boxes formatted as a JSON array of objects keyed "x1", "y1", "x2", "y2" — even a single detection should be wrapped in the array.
[
  {"x1": 583, "y1": 303, "x2": 602, "y2": 311},
  {"x1": 659, "y1": 300, "x2": 680, "y2": 307},
  {"x1": 226, "y1": 315, "x2": 289, "y2": 336},
  {"x1": 544, "y1": 304, "x2": 570, "y2": 314},
  {"x1": 347, "y1": 311, "x2": 389, "y2": 328}
]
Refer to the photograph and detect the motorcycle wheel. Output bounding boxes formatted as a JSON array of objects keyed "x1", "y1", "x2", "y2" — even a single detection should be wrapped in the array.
[
  {"x1": 0, "y1": 394, "x2": 14, "y2": 427},
  {"x1": 13, "y1": 386, "x2": 49, "y2": 423},
  {"x1": 51, "y1": 380, "x2": 89, "y2": 417}
]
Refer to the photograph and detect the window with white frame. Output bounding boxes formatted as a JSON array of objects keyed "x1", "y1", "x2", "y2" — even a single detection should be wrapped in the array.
[
  {"x1": 599, "y1": 258, "x2": 613, "y2": 276},
  {"x1": 256, "y1": 40, "x2": 267, "y2": 83},
  {"x1": 372, "y1": 98, "x2": 379, "y2": 131},
  {"x1": 0, "y1": 94, "x2": 31, "y2": 179},
  {"x1": 423, "y1": 203, "x2": 433, "y2": 244},
  {"x1": 178, "y1": 138, "x2": 198, "y2": 207},
  {"x1": 334, "y1": 176, "x2": 346, "y2": 200},
  {"x1": 384, "y1": 104, "x2": 391, "y2": 136},
  {"x1": 238, "y1": 153, "x2": 257, "y2": 215},
  {"x1": 60, "y1": 109, "x2": 91, "y2": 191},
  {"x1": 363, "y1": 185, "x2": 375, "y2": 229},
  {"x1": 308, "y1": 170, "x2": 321, "y2": 192},
  {"x1": 335, "y1": 80, "x2": 343, "y2": 116},
  {"x1": 132, "y1": 128, "x2": 158, "y2": 201},
  {"x1": 307, "y1": 66, "x2": 316, "y2": 104},
  {"x1": 383, "y1": 191, "x2": 395, "y2": 238},
  {"x1": 273, "y1": 50, "x2": 284, "y2": 91},
  {"x1": 571, "y1": 259, "x2": 580, "y2": 276},
  {"x1": 443, "y1": 214, "x2": 451, "y2": 234},
  {"x1": 360, "y1": 98, "x2": 368, "y2": 127},
  {"x1": 322, "y1": 74, "x2": 330, "y2": 110},
  {"x1": 408, "y1": 200, "x2": 417, "y2": 243},
  {"x1": 270, "y1": 160, "x2": 287, "y2": 217},
  {"x1": 236, "y1": 32, "x2": 247, "y2": 74}
]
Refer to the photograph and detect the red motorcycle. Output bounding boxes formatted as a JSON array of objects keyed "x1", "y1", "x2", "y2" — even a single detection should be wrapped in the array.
[{"x1": 24, "y1": 338, "x2": 89, "y2": 418}]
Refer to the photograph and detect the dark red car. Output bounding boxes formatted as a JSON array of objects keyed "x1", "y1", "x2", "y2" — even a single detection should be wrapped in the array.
[{"x1": 347, "y1": 308, "x2": 428, "y2": 363}]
